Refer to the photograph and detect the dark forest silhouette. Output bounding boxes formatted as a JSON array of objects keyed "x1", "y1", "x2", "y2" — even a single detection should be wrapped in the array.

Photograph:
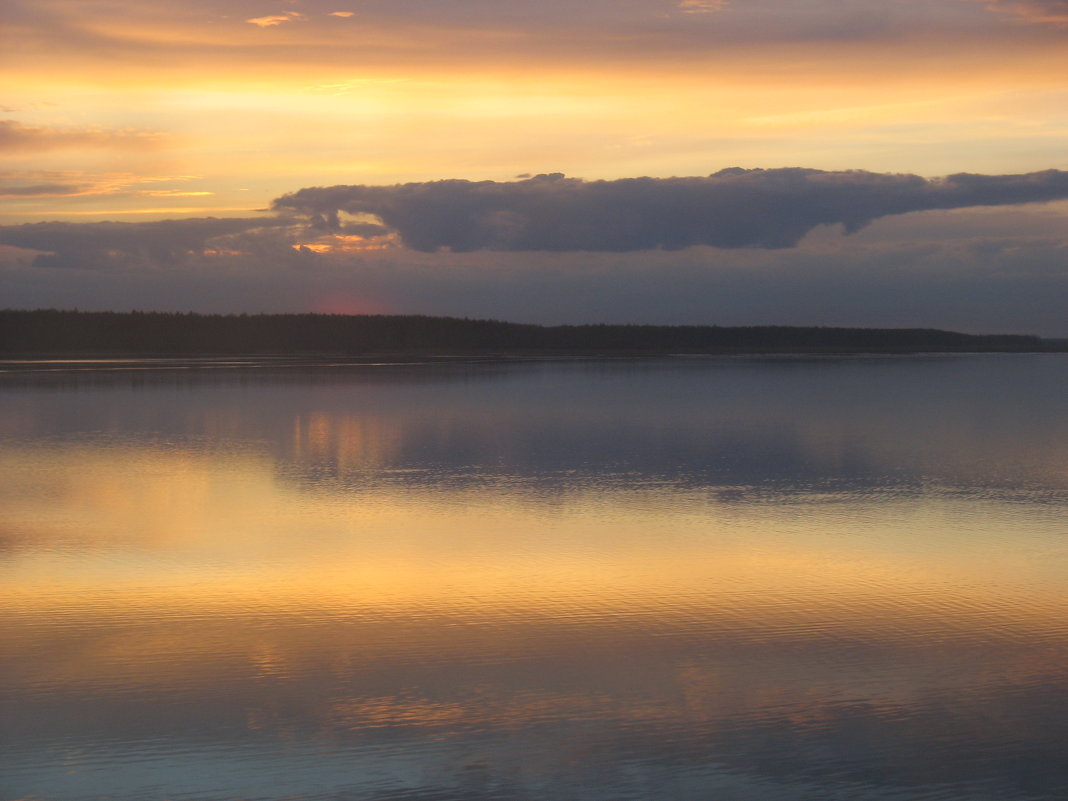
[{"x1": 0, "y1": 309, "x2": 1052, "y2": 357}]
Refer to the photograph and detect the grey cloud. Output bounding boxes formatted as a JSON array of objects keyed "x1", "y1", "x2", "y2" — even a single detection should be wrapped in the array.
[
  {"x1": 987, "y1": 0, "x2": 1068, "y2": 22},
  {"x1": 3, "y1": 174, "x2": 1067, "y2": 336},
  {"x1": 282, "y1": 0, "x2": 994, "y2": 41},
  {"x1": 7, "y1": 0, "x2": 1032, "y2": 77},
  {"x1": 0, "y1": 217, "x2": 290, "y2": 270},
  {"x1": 0, "y1": 183, "x2": 86, "y2": 196},
  {"x1": 2, "y1": 229, "x2": 1066, "y2": 336},
  {"x1": 272, "y1": 169, "x2": 1068, "y2": 253}
]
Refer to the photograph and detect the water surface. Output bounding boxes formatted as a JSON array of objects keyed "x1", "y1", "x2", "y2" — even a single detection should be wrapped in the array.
[{"x1": 2, "y1": 355, "x2": 1067, "y2": 800}]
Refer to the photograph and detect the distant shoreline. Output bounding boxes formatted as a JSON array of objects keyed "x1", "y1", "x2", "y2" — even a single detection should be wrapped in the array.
[{"x1": 2, "y1": 309, "x2": 1063, "y2": 358}]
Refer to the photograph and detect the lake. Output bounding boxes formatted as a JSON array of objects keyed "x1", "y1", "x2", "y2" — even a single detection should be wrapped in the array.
[{"x1": 2, "y1": 354, "x2": 1067, "y2": 801}]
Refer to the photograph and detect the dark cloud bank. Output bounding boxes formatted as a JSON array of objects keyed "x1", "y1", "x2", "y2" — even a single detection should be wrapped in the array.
[
  {"x1": 3, "y1": 168, "x2": 1066, "y2": 267},
  {"x1": 2, "y1": 168, "x2": 1068, "y2": 336},
  {"x1": 273, "y1": 168, "x2": 1068, "y2": 252}
]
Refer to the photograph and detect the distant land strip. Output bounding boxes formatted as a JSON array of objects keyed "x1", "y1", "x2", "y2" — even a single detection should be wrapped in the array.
[{"x1": 0, "y1": 309, "x2": 1060, "y2": 358}]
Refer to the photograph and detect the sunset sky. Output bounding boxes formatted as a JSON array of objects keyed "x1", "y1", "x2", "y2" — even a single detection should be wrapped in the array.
[{"x1": 3, "y1": 0, "x2": 1068, "y2": 333}]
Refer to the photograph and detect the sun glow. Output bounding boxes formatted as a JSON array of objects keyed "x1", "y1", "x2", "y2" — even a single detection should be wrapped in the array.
[{"x1": 5, "y1": 0, "x2": 1067, "y2": 224}]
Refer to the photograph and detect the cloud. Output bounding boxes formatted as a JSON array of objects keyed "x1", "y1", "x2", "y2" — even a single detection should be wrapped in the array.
[
  {"x1": 327, "y1": 11, "x2": 355, "y2": 18},
  {"x1": 4, "y1": 171, "x2": 1067, "y2": 336},
  {"x1": 0, "y1": 119, "x2": 165, "y2": 153},
  {"x1": 0, "y1": 172, "x2": 214, "y2": 205},
  {"x1": 0, "y1": 217, "x2": 291, "y2": 270},
  {"x1": 677, "y1": 0, "x2": 727, "y2": 13},
  {"x1": 0, "y1": 183, "x2": 86, "y2": 197},
  {"x1": 6, "y1": 0, "x2": 1037, "y2": 77},
  {"x1": 245, "y1": 11, "x2": 304, "y2": 27},
  {"x1": 985, "y1": 0, "x2": 1068, "y2": 23},
  {"x1": 135, "y1": 190, "x2": 215, "y2": 198},
  {"x1": 2, "y1": 212, "x2": 1067, "y2": 335},
  {"x1": 272, "y1": 169, "x2": 1068, "y2": 253}
]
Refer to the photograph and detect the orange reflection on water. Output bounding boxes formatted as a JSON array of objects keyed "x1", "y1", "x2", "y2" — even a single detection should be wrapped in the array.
[
  {"x1": 3, "y1": 438, "x2": 1068, "y2": 725},
  {"x1": 3, "y1": 440, "x2": 1067, "y2": 610}
]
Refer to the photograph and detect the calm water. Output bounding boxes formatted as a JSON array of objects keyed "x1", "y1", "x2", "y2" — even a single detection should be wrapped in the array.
[{"x1": 2, "y1": 354, "x2": 1067, "y2": 801}]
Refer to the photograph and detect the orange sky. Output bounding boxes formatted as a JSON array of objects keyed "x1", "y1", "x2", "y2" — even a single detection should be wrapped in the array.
[{"x1": 4, "y1": 0, "x2": 1068, "y2": 222}]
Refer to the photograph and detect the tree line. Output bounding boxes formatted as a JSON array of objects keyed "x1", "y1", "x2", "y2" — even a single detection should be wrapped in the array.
[{"x1": 0, "y1": 309, "x2": 1049, "y2": 356}]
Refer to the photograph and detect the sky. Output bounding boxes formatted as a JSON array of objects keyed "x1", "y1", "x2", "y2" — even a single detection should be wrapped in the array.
[{"x1": 2, "y1": 0, "x2": 1068, "y2": 334}]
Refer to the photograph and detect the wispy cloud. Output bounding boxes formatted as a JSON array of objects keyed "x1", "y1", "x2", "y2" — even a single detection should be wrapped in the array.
[
  {"x1": 0, "y1": 183, "x2": 87, "y2": 197},
  {"x1": 0, "y1": 120, "x2": 166, "y2": 154},
  {"x1": 984, "y1": 0, "x2": 1068, "y2": 24},
  {"x1": 677, "y1": 0, "x2": 727, "y2": 14},
  {"x1": 245, "y1": 11, "x2": 305, "y2": 27},
  {"x1": 135, "y1": 190, "x2": 215, "y2": 197},
  {"x1": 8, "y1": 0, "x2": 1049, "y2": 74},
  {"x1": 0, "y1": 171, "x2": 207, "y2": 200}
]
